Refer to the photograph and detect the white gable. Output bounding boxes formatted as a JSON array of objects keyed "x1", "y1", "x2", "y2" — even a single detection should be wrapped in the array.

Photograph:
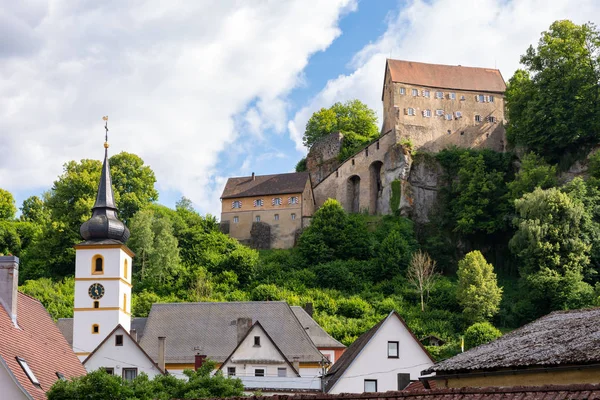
[
  {"x1": 328, "y1": 312, "x2": 433, "y2": 394},
  {"x1": 83, "y1": 326, "x2": 162, "y2": 379}
]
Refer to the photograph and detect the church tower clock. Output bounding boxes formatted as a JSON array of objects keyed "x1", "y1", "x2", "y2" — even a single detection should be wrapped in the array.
[{"x1": 72, "y1": 131, "x2": 133, "y2": 361}]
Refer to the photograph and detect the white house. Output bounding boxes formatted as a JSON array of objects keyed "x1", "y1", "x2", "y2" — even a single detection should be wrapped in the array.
[
  {"x1": 324, "y1": 311, "x2": 434, "y2": 394},
  {"x1": 82, "y1": 324, "x2": 164, "y2": 380}
]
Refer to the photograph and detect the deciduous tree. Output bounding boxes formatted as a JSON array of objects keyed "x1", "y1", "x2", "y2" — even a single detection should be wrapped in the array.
[
  {"x1": 407, "y1": 250, "x2": 438, "y2": 312},
  {"x1": 456, "y1": 251, "x2": 502, "y2": 323},
  {"x1": 0, "y1": 188, "x2": 16, "y2": 220}
]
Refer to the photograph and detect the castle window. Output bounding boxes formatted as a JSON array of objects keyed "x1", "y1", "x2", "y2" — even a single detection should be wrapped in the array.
[
  {"x1": 436, "y1": 109, "x2": 444, "y2": 116},
  {"x1": 352, "y1": 159, "x2": 355, "y2": 165},
  {"x1": 475, "y1": 115, "x2": 482, "y2": 123},
  {"x1": 92, "y1": 255, "x2": 104, "y2": 275},
  {"x1": 406, "y1": 108, "x2": 415, "y2": 116},
  {"x1": 233, "y1": 216, "x2": 239, "y2": 223},
  {"x1": 461, "y1": 131, "x2": 465, "y2": 136},
  {"x1": 92, "y1": 324, "x2": 100, "y2": 334},
  {"x1": 365, "y1": 147, "x2": 369, "y2": 157},
  {"x1": 336, "y1": 171, "x2": 339, "y2": 177},
  {"x1": 232, "y1": 200, "x2": 242, "y2": 209},
  {"x1": 447, "y1": 130, "x2": 452, "y2": 135},
  {"x1": 455, "y1": 111, "x2": 462, "y2": 119},
  {"x1": 272, "y1": 197, "x2": 282, "y2": 206},
  {"x1": 115, "y1": 335, "x2": 123, "y2": 346},
  {"x1": 253, "y1": 199, "x2": 264, "y2": 207},
  {"x1": 124, "y1": 259, "x2": 128, "y2": 280},
  {"x1": 487, "y1": 116, "x2": 497, "y2": 123},
  {"x1": 376, "y1": 141, "x2": 380, "y2": 150},
  {"x1": 477, "y1": 94, "x2": 485, "y2": 102},
  {"x1": 411, "y1": 89, "x2": 418, "y2": 96},
  {"x1": 274, "y1": 214, "x2": 279, "y2": 221},
  {"x1": 488, "y1": 95, "x2": 494, "y2": 103},
  {"x1": 448, "y1": 92, "x2": 456, "y2": 100},
  {"x1": 435, "y1": 91, "x2": 443, "y2": 99},
  {"x1": 289, "y1": 196, "x2": 299, "y2": 205},
  {"x1": 291, "y1": 213, "x2": 296, "y2": 220},
  {"x1": 422, "y1": 109, "x2": 431, "y2": 118},
  {"x1": 445, "y1": 114, "x2": 452, "y2": 121},
  {"x1": 460, "y1": 95, "x2": 466, "y2": 101},
  {"x1": 93, "y1": 301, "x2": 99, "y2": 309},
  {"x1": 255, "y1": 215, "x2": 261, "y2": 222},
  {"x1": 422, "y1": 90, "x2": 430, "y2": 98},
  {"x1": 399, "y1": 87, "x2": 406, "y2": 95}
]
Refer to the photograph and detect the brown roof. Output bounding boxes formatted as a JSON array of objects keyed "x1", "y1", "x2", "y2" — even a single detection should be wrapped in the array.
[
  {"x1": 221, "y1": 172, "x2": 310, "y2": 199},
  {"x1": 199, "y1": 384, "x2": 600, "y2": 400},
  {"x1": 386, "y1": 59, "x2": 506, "y2": 94},
  {"x1": 0, "y1": 293, "x2": 86, "y2": 400},
  {"x1": 424, "y1": 308, "x2": 600, "y2": 375}
]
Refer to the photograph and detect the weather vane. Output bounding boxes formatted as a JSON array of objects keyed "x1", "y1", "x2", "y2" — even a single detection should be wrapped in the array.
[{"x1": 102, "y1": 116, "x2": 109, "y2": 148}]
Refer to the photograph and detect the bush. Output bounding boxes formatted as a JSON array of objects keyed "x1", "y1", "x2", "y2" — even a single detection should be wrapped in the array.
[
  {"x1": 337, "y1": 296, "x2": 372, "y2": 318},
  {"x1": 464, "y1": 322, "x2": 501, "y2": 350}
]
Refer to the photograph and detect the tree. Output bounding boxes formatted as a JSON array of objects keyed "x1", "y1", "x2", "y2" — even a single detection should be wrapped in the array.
[
  {"x1": 19, "y1": 277, "x2": 75, "y2": 320},
  {"x1": 507, "y1": 153, "x2": 557, "y2": 201},
  {"x1": 506, "y1": 20, "x2": 600, "y2": 160},
  {"x1": 295, "y1": 157, "x2": 307, "y2": 172},
  {"x1": 464, "y1": 322, "x2": 502, "y2": 350},
  {"x1": 19, "y1": 195, "x2": 49, "y2": 224},
  {"x1": 456, "y1": 251, "x2": 503, "y2": 323},
  {"x1": 303, "y1": 100, "x2": 379, "y2": 153},
  {"x1": 406, "y1": 250, "x2": 438, "y2": 312},
  {"x1": 0, "y1": 188, "x2": 16, "y2": 220}
]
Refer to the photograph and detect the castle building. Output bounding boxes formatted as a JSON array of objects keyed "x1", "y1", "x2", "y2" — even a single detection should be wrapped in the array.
[{"x1": 220, "y1": 172, "x2": 315, "y2": 249}]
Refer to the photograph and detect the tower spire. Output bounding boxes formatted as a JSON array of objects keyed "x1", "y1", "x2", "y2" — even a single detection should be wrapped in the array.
[{"x1": 79, "y1": 116, "x2": 130, "y2": 243}]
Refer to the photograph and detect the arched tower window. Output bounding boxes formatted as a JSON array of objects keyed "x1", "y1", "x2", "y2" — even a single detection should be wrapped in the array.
[
  {"x1": 92, "y1": 324, "x2": 99, "y2": 334},
  {"x1": 92, "y1": 255, "x2": 104, "y2": 275},
  {"x1": 123, "y1": 294, "x2": 127, "y2": 313},
  {"x1": 124, "y1": 259, "x2": 128, "y2": 280}
]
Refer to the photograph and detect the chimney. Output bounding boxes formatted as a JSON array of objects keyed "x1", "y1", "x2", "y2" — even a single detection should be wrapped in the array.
[
  {"x1": 304, "y1": 302, "x2": 314, "y2": 317},
  {"x1": 0, "y1": 256, "x2": 19, "y2": 326},
  {"x1": 251, "y1": 172, "x2": 255, "y2": 181},
  {"x1": 158, "y1": 337, "x2": 166, "y2": 372},
  {"x1": 237, "y1": 317, "x2": 252, "y2": 343},
  {"x1": 195, "y1": 354, "x2": 207, "y2": 371},
  {"x1": 130, "y1": 328, "x2": 137, "y2": 342}
]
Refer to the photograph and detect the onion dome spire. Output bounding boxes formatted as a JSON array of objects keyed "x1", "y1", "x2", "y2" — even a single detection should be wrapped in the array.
[{"x1": 80, "y1": 116, "x2": 130, "y2": 243}]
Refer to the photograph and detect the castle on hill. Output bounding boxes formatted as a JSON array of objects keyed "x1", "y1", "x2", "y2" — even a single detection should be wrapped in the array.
[{"x1": 220, "y1": 59, "x2": 506, "y2": 249}]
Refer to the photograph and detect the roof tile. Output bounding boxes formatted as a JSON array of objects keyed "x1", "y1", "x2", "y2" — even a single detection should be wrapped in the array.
[{"x1": 221, "y1": 172, "x2": 310, "y2": 199}]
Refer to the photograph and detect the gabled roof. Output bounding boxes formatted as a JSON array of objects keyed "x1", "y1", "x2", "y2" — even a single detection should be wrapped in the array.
[
  {"x1": 324, "y1": 311, "x2": 433, "y2": 392},
  {"x1": 424, "y1": 307, "x2": 600, "y2": 375},
  {"x1": 218, "y1": 321, "x2": 300, "y2": 376},
  {"x1": 0, "y1": 293, "x2": 86, "y2": 400},
  {"x1": 221, "y1": 172, "x2": 310, "y2": 199},
  {"x1": 291, "y1": 306, "x2": 345, "y2": 349},
  {"x1": 82, "y1": 324, "x2": 165, "y2": 375},
  {"x1": 138, "y1": 301, "x2": 324, "y2": 364},
  {"x1": 385, "y1": 59, "x2": 506, "y2": 94},
  {"x1": 57, "y1": 317, "x2": 148, "y2": 345}
]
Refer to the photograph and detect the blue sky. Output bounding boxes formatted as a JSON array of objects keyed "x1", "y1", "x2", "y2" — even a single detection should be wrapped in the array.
[{"x1": 1, "y1": 0, "x2": 599, "y2": 217}]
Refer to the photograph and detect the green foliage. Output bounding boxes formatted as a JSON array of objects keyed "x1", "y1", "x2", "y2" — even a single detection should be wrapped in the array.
[
  {"x1": 19, "y1": 195, "x2": 49, "y2": 224},
  {"x1": 19, "y1": 277, "x2": 74, "y2": 320},
  {"x1": 295, "y1": 157, "x2": 307, "y2": 172},
  {"x1": 0, "y1": 188, "x2": 16, "y2": 220},
  {"x1": 464, "y1": 322, "x2": 502, "y2": 350},
  {"x1": 456, "y1": 251, "x2": 503, "y2": 323},
  {"x1": 303, "y1": 100, "x2": 379, "y2": 158},
  {"x1": 507, "y1": 153, "x2": 558, "y2": 201},
  {"x1": 506, "y1": 20, "x2": 600, "y2": 161}
]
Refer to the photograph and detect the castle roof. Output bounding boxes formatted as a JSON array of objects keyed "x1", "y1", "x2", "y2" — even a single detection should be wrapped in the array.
[
  {"x1": 386, "y1": 59, "x2": 506, "y2": 94},
  {"x1": 221, "y1": 172, "x2": 310, "y2": 199}
]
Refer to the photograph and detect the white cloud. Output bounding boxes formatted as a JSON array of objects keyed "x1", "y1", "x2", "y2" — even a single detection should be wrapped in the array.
[
  {"x1": 289, "y1": 0, "x2": 600, "y2": 151},
  {"x1": 0, "y1": 0, "x2": 356, "y2": 215}
]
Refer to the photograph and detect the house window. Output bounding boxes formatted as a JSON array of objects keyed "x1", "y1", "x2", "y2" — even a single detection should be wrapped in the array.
[
  {"x1": 254, "y1": 368, "x2": 265, "y2": 377},
  {"x1": 253, "y1": 199, "x2": 264, "y2": 207},
  {"x1": 448, "y1": 92, "x2": 456, "y2": 100},
  {"x1": 103, "y1": 367, "x2": 115, "y2": 375},
  {"x1": 227, "y1": 367, "x2": 236, "y2": 376},
  {"x1": 406, "y1": 108, "x2": 415, "y2": 116},
  {"x1": 455, "y1": 111, "x2": 462, "y2": 119},
  {"x1": 92, "y1": 255, "x2": 104, "y2": 274},
  {"x1": 388, "y1": 341, "x2": 399, "y2": 358},
  {"x1": 272, "y1": 198, "x2": 282, "y2": 206},
  {"x1": 399, "y1": 87, "x2": 406, "y2": 95},
  {"x1": 364, "y1": 379, "x2": 378, "y2": 393},
  {"x1": 445, "y1": 114, "x2": 452, "y2": 121},
  {"x1": 487, "y1": 116, "x2": 497, "y2": 123},
  {"x1": 291, "y1": 213, "x2": 296, "y2": 220},
  {"x1": 93, "y1": 301, "x2": 99, "y2": 309},
  {"x1": 16, "y1": 357, "x2": 40, "y2": 387},
  {"x1": 254, "y1": 336, "x2": 261, "y2": 346},
  {"x1": 435, "y1": 91, "x2": 443, "y2": 99},
  {"x1": 422, "y1": 90, "x2": 430, "y2": 98},
  {"x1": 92, "y1": 324, "x2": 100, "y2": 334},
  {"x1": 289, "y1": 196, "x2": 299, "y2": 204},
  {"x1": 411, "y1": 88, "x2": 418, "y2": 96},
  {"x1": 477, "y1": 94, "x2": 485, "y2": 102},
  {"x1": 115, "y1": 335, "x2": 124, "y2": 346},
  {"x1": 278, "y1": 367, "x2": 287, "y2": 377},
  {"x1": 232, "y1": 200, "x2": 242, "y2": 209},
  {"x1": 475, "y1": 114, "x2": 482, "y2": 122},
  {"x1": 122, "y1": 368, "x2": 138, "y2": 381},
  {"x1": 124, "y1": 259, "x2": 128, "y2": 280},
  {"x1": 274, "y1": 214, "x2": 279, "y2": 221},
  {"x1": 422, "y1": 109, "x2": 431, "y2": 118},
  {"x1": 436, "y1": 109, "x2": 444, "y2": 116},
  {"x1": 255, "y1": 215, "x2": 261, "y2": 222}
]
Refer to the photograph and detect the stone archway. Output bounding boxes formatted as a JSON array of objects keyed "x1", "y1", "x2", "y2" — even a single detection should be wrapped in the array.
[
  {"x1": 347, "y1": 175, "x2": 361, "y2": 213},
  {"x1": 369, "y1": 161, "x2": 384, "y2": 215}
]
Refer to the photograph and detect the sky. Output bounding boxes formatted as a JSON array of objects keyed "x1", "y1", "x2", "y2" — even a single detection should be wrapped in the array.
[{"x1": 1, "y1": 0, "x2": 599, "y2": 218}]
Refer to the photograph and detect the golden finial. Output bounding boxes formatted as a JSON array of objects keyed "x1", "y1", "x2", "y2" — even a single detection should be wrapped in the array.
[{"x1": 102, "y1": 116, "x2": 109, "y2": 148}]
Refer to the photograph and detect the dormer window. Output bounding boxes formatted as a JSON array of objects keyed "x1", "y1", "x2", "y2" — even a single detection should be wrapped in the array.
[
  {"x1": 16, "y1": 357, "x2": 40, "y2": 387},
  {"x1": 92, "y1": 255, "x2": 104, "y2": 275}
]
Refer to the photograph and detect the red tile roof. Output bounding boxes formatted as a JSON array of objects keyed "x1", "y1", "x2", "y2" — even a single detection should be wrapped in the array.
[
  {"x1": 0, "y1": 292, "x2": 86, "y2": 400},
  {"x1": 404, "y1": 380, "x2": 437, "y2": 391},
  {"x1": 221, "y1": 172, "x2": 310, "y2": 199},
  {"x1": 386, "y1": 59, "x2": 506, "y2": 93}
]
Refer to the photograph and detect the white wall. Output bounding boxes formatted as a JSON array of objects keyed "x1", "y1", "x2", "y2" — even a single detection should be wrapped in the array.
[
  {"x1": 328, "y1": 313, "x2": 433, "y2": 394},
  {"x1": 0, "y1": 358, "x2": 30, "y2": 400},
  {"x1": 84, "y1": 326, "x2": 162, "y2": 379}
]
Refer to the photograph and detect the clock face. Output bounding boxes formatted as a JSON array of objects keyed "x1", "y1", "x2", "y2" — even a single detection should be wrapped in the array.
[{"x1": 88, "y1": 283, "x2": 105, "y2": 300}]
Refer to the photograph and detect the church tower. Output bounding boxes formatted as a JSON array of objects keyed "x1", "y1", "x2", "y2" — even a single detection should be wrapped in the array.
[{"x1": 72, "y1": 134, "x2": 133, "y2": 361}]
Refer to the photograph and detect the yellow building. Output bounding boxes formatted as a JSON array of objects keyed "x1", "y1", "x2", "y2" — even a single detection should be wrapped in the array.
[{"x1": 220, "y1": 172, "x2": 315, "y2": 249}]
